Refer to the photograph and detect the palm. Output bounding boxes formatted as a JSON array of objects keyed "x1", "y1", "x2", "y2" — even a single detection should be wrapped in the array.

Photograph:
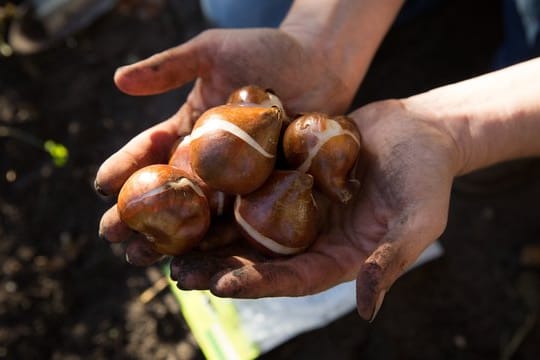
[{"x1": 192, "y1": 29, "x2": 352, "y2": 115}]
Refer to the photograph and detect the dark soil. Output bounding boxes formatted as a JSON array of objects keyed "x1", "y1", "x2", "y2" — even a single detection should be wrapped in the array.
[{"x1": 1, "y1": 0, "x2": 539, "y2": 359}]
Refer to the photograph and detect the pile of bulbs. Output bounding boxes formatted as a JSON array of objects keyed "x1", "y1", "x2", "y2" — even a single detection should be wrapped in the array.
[{"x1": 117, "y1": 85, "x2": 362, "y2": 259}]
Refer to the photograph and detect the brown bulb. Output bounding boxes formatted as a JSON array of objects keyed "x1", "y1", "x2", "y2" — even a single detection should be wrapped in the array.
[
  {"x1": 117, "y1": 164, "x2": 211, "y2": 256},
  {"x1": 169, "y1": 135, "x2": 233, "y2": 216},
  {"x1": 168, "y1": 135, "x2": 193, "y2": 176},
  {"x1": 190, "y1": 104, "x2": 283, "y2": 195},
  {"x1": 283, "y1": 112, "x2": 361, "y2": 204},
  {"x1": 227, "y1": 85, "x2": 286, "y2": 116},
  {"x1": 234, "y1": 170, "x2": 319, "y2": 256}
]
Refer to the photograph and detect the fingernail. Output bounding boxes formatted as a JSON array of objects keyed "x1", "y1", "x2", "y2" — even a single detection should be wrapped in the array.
[
  {"x1": 211, "y1": 271, "x2": 242, "y2": 297},
  {"x1": 98, "y1": 229, "x2": 108, "y2": 242},
  {"x1": 98, "y1": 216, "x2": 112, "y2": 243},
  {"x1": 169, "y1": 258, "x2": 181, "y2": 281},
  {"x1": 94, "y1": 179, "x2": 109, "y2": 197},
  {"x1": 369, "y1": 290, "x2": 386, "y2": 322},
  {"x1": 125, "y1": 251, "x2": 164, "y2": 267},
  {"x1": 357, "y1": 262, "x2": 385, "y2": 321},
  {"x1": 125, "y1": 243, "x2": 164, "y2": 267},
  {"x1": 97, "y1": 217, "x2": 107, "y2": 242},
  {"x1": 175, "y1": 273, "x2": 197, "y2": 290}
]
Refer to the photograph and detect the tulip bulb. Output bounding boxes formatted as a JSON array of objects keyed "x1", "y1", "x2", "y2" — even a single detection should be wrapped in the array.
[
  {"x1": 283, "y1": 112, "x2": 361, "y2": 204},
  {"x1": 117, "y1": 164, "x2": 210, "y2": 256},
  {"x1": 169, "y1": 135, "x2": 233, "y2": 216},
  {"x1": 168, "y1": 135, "x2": 193, "y2": 176},
  {"x1": 234, "y1": 170, "x2": 319, "y2": 256},
  {"x1": 227, "y1": 85, "x2": 286, "y2": 115},
  {"x1": 190, "y1": 104, "x2": 283, "y2": 194}
]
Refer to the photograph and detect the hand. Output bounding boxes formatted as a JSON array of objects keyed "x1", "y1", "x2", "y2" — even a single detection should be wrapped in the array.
[
  {"x1": 95, "y1": 28, "x2": 353, "y2": 260},
  {"x1": 169, "y1": 99, "x2": 461, "y2": 321}
]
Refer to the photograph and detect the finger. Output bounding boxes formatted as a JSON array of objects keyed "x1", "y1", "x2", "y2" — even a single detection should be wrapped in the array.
[
  {"x1": 356, "y1": 229, "x2": 439, "y2": 321},
  {"x1": 196, "y1": 217, "x2": 241, "y2": 251},
  {"x1": 94, "y1": 107, "x2": 195, "y2": 196},
  {"x1": 170, "y1": 247, "x2": 263, "y2": 290},
  {"x1": 125, "y1": 236, "x2": 165, "y2": 266},
  {"x1": 98, "y1": 204, "x2": 133, "y2": 243},
  {"x1": 356, "y1": 242, "x2": 401, "y2": 321},
  {"x1": 114, "y1": 31, "x2": 214, "y2": 96},
  {"x1": 209, "y1": 249, "x2": 355, "y2": 298}
]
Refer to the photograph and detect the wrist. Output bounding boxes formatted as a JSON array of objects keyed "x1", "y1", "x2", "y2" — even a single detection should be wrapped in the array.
[
  {"x1": 280, "y1": 0, "x2": 405, "y2": 99},
  {"x1": 400, "y1": 96, "x2": 472, "y2": 177},
  {"x1": 403, "y1": 58, "x2": 540, "y2": 176}
]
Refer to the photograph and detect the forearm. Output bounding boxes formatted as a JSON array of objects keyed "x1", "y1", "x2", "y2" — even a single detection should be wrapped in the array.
[
  {"x1": 404, "y1": 57, "x2": 540, "y2": 175},
  {"x1": 280, "y1": 0, "x2": 405, "y2": 94}
]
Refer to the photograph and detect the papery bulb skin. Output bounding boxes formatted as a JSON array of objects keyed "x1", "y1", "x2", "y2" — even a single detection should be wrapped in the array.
[
  {"x1": 117, "y1": 164, "x2": 211, "y2": 256},
  {"x1": 283, "y1": 112, "x2": 361, "y2": 204},
  {"x1": 169, "y1": 135, "x2": 233, "y2": 216},
  {"x1": 234, "y1": 170, "x2": 319, "y2": 256},
  {"x1": 190, "y1": 104, "x2": 283, "y2": 195}
]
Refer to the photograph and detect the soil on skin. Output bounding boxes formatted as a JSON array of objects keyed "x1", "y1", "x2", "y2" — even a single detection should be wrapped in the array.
[{"x1": 1, "y1": 0, "x2": 539, "y2": 359}]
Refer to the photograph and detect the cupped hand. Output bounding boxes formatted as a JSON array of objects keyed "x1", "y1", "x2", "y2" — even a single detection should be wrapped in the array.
[
  {"x1": 169, "y1": 99, "x2": 462, "y2": 320},
  {"x1": 95, "y1": 28, "x2": 353, "y2": 262}
]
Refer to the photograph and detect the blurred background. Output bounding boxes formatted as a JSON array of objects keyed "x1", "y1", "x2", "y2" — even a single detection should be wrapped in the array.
[{"x1": 0, "y1": 0, "x2": 539, "y2": 359}]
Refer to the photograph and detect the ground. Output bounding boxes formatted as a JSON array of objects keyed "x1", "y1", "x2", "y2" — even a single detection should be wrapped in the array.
[{"x1": 1, "y1": 0, "x2": 539, "y2": 359}]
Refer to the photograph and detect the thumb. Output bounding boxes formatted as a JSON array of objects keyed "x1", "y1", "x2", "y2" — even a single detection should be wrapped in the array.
[
  {"x1": 114, "y1": 31, "x2": 215, "y2": 95},
  {"x1": 356, "y1": 229, "x2": 440, "y2": 321}
]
